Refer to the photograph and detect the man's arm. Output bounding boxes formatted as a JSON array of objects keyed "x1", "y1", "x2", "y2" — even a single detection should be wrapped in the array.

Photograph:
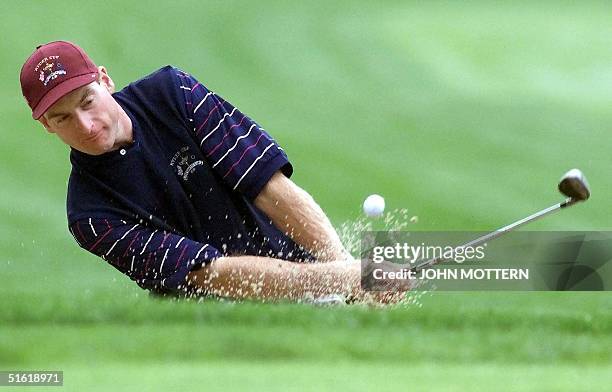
[
  {"x1": 70, "y1": 218, "x2": 404, "y2": 303},
  {"x1": 254, "y1": 171, "x2": 350, "y2": 261},
  {"x1": 69, "y1": 218, "x2": 222, "y2": 292},
  {"x1": 187, "y1": 256, "x2": 359, "y2": 301},
  {"x1": 187, "y1": 256, "x2": 406, "y2": 304}
]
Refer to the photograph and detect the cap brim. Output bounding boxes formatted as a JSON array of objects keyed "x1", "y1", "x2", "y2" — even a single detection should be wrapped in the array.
[{"x1": 32, "y1": 72, "x2": 98, "y2": 119}]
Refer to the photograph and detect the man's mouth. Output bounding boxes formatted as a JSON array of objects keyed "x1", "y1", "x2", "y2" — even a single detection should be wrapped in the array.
[{"x1": 84, "y1": 130, "x2": 101, "y2": 142}]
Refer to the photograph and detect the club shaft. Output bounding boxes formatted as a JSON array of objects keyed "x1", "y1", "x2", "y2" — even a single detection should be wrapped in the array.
[{"x1": 412, "y1": 198, "x2": 575, "y2": 271}]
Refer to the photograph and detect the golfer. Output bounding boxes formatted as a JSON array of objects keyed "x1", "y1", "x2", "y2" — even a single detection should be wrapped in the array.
[{"x1": 20, "y1": 41, "x2": 404, "y2": 303}]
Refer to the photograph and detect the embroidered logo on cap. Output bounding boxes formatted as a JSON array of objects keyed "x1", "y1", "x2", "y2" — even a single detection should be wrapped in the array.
[{"x1": 34, "y1": 56, "x2": 67, "y2": 86}]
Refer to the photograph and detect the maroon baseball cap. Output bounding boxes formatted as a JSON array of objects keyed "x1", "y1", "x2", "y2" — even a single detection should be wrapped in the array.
[{"x1": 20, "y1": 41, "x2": 99, "y2": 119}]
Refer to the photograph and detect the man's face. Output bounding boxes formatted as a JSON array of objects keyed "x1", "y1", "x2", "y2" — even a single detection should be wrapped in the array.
[{"x1": 40, "y1": 67, "x2": 124, "y2": 156}]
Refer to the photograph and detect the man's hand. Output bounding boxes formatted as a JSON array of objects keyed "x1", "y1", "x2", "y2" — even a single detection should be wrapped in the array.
[{"x1": 254, "y1": 171, "x2": 350, "y2": 261}]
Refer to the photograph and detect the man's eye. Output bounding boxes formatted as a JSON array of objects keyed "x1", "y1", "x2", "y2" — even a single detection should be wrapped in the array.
[
  {"x1": 83, "y1": 98, "x2": 94, "y2": 107},
  {"x1": 56, "y1": 115, "x2": 68, "y2": 125}
]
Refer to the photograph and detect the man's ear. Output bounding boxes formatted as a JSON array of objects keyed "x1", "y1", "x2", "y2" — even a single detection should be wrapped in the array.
[
  {"x1": 97, "y1": 65, "x2": 116, "y2": 93},
  {"x1": 38, "y1": 117, "x2": 55, "y2": 134}
]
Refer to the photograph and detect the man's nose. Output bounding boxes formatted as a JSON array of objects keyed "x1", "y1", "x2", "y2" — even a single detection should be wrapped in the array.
[{"x1": 75, "y1": 110, "x2": 94, "y2": 133}]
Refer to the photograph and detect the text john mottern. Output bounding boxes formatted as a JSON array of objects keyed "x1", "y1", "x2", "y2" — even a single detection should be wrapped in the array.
[{"x1": 370, "y1": 243, "x2": 529, "y2": 280}]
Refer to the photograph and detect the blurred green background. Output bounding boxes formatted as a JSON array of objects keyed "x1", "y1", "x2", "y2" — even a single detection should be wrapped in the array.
[{"x1": 1, "y1": 1, "x2": 611, "y2": 391}]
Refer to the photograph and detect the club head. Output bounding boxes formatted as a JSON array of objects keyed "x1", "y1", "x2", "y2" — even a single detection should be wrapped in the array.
[{"x1": 558, "y1": 169, "x2": 590, "y2": 201}]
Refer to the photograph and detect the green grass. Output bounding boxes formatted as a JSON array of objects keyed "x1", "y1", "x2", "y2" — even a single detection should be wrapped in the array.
[
  {"x1": 3, "y1": 293, "x2": 612, "y2": 364},
  {"x1": 2, "y1": 1, "x2": 612, "y2": 390},
  {"x1": 5, "y1": 362, "x2": 610, "y2": 392}
]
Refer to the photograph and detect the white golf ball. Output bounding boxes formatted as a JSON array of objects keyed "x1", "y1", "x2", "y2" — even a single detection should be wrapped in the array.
[{"x1": 363, "y1": 194, "x2": 385, "y2": 217}]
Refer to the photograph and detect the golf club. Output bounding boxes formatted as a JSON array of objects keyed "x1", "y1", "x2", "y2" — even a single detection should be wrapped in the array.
[{"x1": 411, "y1": 168, "x2": 591, "y2": 272}]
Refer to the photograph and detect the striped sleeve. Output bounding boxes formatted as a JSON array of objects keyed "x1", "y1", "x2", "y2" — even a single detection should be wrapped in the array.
[
  {"x1": 69, "y1": 218, "x2": 221, "y2": 293},
  {"x1": 176, "y1": 69, "x2": 293, "y2": 200}
]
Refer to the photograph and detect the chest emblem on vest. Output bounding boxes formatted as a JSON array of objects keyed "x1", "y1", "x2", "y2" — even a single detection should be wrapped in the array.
[{"x1": 170, "y1": 146, "x2": 204, "y2": 181}]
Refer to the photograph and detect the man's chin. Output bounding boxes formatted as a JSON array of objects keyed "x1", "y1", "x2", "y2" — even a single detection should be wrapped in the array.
[{"x1": 75, "y1": 141, "x2": 115, "y2": 156}]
